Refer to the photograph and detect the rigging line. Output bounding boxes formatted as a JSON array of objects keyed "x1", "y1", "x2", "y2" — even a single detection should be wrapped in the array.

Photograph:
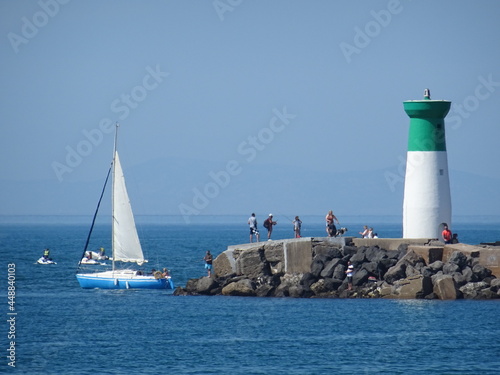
[
  {"x1": 275, "y1": 212, "x2": 295, "y2": 223},
  {"x1": 76, "y1": 165, "x2": 112, "y2": 273}
]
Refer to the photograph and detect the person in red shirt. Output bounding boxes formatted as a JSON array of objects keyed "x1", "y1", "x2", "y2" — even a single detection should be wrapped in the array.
[{"x1": 442, "y1": 224, "x2": 452, "y2": 244}]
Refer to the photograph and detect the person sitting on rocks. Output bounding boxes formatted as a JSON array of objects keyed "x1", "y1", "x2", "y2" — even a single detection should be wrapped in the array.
[
  {"x1": 359, "y1": 226, "x2": 369, "y2": 238},
  {"x1": 325, "y1": 210, "x2": 339, "y2": 237}
]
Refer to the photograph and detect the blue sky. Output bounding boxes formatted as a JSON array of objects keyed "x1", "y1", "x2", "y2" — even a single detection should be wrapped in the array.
[{"x1": 1, "y1": 0, "x2": 499, "y2": 219}]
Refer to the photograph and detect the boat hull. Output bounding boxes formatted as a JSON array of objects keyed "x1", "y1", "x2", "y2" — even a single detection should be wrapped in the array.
[
  {"x1": 76, "y1": 271, "x2": 174, "y2": 290},
  {"x1": 37, "y1": 257, "x2": 56, "y2": 265}
]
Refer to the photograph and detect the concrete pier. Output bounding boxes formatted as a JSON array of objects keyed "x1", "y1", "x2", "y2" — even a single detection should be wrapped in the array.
[{"x1": 215, "y1": 237, "x2": 500, "y2": 278}]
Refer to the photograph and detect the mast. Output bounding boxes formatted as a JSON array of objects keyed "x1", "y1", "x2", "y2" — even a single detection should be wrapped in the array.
[{"x1": 112, "y1": 123, "x2": 119, "y2": 272}]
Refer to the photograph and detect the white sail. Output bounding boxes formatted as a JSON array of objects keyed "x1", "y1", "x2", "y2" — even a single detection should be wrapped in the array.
[{"x1": 112, "y1": 151, "x2": 145, "y2": 265}]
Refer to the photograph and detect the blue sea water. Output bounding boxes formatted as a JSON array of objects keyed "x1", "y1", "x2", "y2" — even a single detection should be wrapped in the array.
[{"x1": 1, "y1": 215, "x2": 499, "y2": 374}]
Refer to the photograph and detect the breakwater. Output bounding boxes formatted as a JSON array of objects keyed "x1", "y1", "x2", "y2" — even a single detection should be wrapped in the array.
[{"x1": 174, "y1": 237, "x2": 500, "y2": 299}]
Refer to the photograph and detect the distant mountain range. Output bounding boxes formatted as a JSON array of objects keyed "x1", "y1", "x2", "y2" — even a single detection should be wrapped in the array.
[{"x1": 1, "y1": 157, "x2": 499, "y2": 219}]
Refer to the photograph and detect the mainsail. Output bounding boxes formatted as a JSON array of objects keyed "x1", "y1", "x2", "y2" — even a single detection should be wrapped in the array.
[{"x1": 112, "y1": 151, "x2": 145, "y2": 265}]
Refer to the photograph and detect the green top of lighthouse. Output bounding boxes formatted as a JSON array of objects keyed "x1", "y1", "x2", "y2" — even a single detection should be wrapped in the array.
[{"x1": 403, "y1": 89, "x2": 451, "y2": 152}]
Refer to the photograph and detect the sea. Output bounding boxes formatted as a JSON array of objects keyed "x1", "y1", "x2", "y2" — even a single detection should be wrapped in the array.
[{"x1": 1, "y1": 214, "x2": 499, "y2": 374}]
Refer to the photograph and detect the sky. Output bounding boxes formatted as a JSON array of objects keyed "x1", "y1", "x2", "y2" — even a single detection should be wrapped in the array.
[{"x1": 1, "y1": 0, "x2": 499, "y2": 221}]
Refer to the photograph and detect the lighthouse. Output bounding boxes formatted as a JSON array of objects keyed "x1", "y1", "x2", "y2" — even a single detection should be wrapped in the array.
[{"x1": 402, "y1": 89, "x2": 452, "y2": 239}]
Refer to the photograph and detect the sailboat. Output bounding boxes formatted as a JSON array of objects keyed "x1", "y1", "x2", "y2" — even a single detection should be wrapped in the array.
[{"x1": 76, "y1": 124, "x2": 174, "y2": 290}]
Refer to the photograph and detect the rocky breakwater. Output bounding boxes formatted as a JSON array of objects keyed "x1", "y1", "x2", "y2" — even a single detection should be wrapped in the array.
[{"x1": 174, "y1": 237, "x2": 500, "y2": 300}]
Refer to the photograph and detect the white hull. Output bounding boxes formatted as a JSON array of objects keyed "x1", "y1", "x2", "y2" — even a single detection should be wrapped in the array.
[
  {"x1": 37, "y1": 257, "x2": 56, "y2": 265},
  {"x1": 80, "y1": 258, "x2": 105, "y2": 265}
]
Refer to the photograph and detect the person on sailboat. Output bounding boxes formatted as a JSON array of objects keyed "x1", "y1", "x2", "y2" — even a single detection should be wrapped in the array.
[
  {"x1": 43, "y1": 248, "x2": 50, "y2": 259},
  {"x1": 204, "y1": 251, "x2": 213, "y2": 277},
  {"x1": 98, "y1": 247, "x2": 108, "y2": 260}
]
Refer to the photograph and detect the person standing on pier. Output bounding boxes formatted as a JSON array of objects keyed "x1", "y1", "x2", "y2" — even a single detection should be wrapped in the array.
[
  {"x1": 263, "y1": 214, "x2": 277, "y2": 241},
  {"x1": 293, "y1": 216, "x2": 302, "y2": 238},
  {"x1": 203, "y1": 250, "x2": 213, "y2": 277},
  {"x1": 248, "y1": 213, "x2": 260, "y2": 243}
]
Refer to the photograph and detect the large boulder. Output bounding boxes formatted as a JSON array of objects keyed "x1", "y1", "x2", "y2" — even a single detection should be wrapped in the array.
[
  {"x1": 310, "y1": 258, "x2": 325, "y2": 278},
  {"x1": 320, "y1": 258, "x2": 343, "y2": 278},
  {"x1": 263, "y1": 242, "x2": 284, "y2": 262},
  {"x1": 490, "y1": 278, "x2": 500, "y2": 293},
  {"x1": 452, "y1": 272, "x2": 467, "y2": 287},
  {"x1": 378, "y1": 258, "x2": 397, "y2": 273},
  {"x1": 332, "y1": 264, "x2": 346, "y2": 280},
  {"x1": 390, "y1": 275, "x2": 432, "y2": 299},
  {"x1": 472, "y1": 264, "x2": 492, "y2": 281},
  {"x1": 314, "y1": 245, "x2": 342, "y2": 259},
  {"x1": 433, "y1": 274, "x2": 458, "y2": 300},
  {"x1": 386, "y1": 249, "x2": 403, "y2": 260},
  {"x1": 364, "y1": 246, "x2": 387, "y2": 263},
  {"x1": 288, "y1": 284, "x2": 312, "y2": 298},
  {"x1": 350, "y1": 250, "x2": 366, "y2": 265},
  {"x1": 420, "y1": 266, "x2": 434, "y2": 278},
  {"x1": 405, "y1": 265, "x2": 421, "y2": 278},
  {"x1": 443, "y1": 262, "x2": 461, "y2": 275},
  {"x1": 352, "y1": 268, "x2": 369, "y2": 286},
  {"x1": 196, "y1": 276, "x2": 219, "y2": 294},
  {"x1": 213, "y1": 250, "x2": 236, "y2": 277},
  {"x1": 384, "y1": 250, "x2": 425, "y2": 284},
  {"x1": 183, "y1": 278, "x2": 199, "y2": 294},
  {"x1": 274, "y1": 274, "x2": 302, "y2": 297},
  {"x1": 361, "y1": 261, "x2": 379, "y2": 276},
  {"x1": 300, "y1": 272, "x2": 318, "y2": 289},
  {"x1": 428, "y1": 261, "x2": 444, "y2": 272},
  {"x1": 329, "y1": 278, "x2": 344, "y2": 291},
  {"x1": 255, "y1": 284, "x2": 275, "y2": 297},
  {"x1": 342, "y1": 245, "x2": 358, "y2": 257},
  {"x1": 310, "y1": 279, "x2": 329, "y2": 295},
  {"x1": 273, "y1": 283, "x2": 289, "y2": 297},
  {"x1": 462, "y1": 266, "x2": 473, "y2": 282},
  {"x1": 222, "y1": 279, "x2": 256, "y2": 296},
  {"x1": 459, "y1": 281, "x2": 489, "y2": 299},
  {"x1": 235, "y1": 248, "x2": 270, "y2": 279},
  {"x1": 478, "y1": 288, "x2": 499, "y2": 299},
  {"x1": 384, "y1": 263, "x2": 406, "y2": 284},
  {"x1": 448, "y1": 251, "x2": 468, "y2": 269}
]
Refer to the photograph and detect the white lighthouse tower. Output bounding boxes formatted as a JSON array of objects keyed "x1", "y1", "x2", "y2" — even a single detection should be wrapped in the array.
[{"x1": 403, "y1": 89, "x2": 452, "y2": 239}]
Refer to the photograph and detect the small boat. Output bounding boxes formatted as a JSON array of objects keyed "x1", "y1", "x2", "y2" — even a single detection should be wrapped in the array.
[
  {"x1": 80, "y1": 251, "x2": 108, "y2": 265},
  {"x1": 37, "y1": 248, "x2": 56, "y2": 264},
  {"x1": 80, "y1": 257, "x2": 104, "y2": 265},
  {"x1": 76, "y1": 124, "x2": 174, "y2": 290},
  {"x1": 37, "y1": 257, "x2": 57, "y2": 265}
]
